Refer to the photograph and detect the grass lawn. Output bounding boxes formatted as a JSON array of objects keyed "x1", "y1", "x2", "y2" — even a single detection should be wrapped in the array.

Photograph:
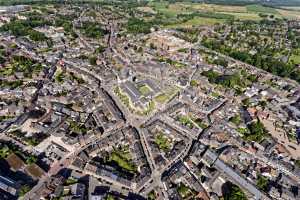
[
  {"x1": 148, "y1": 1, "x2": 194, "y2": 17},
  {"x1": 155, "y1": 93, "x2": 170, "y2": 104},
  {"x1": 277, "y1": 9, "x2": 300, "y2": 19},
  {"x1": 155, "y1": 132, "x2": 171, "y2": 152},
  {"x1": 246, "y1": 4, "x2": 279, "y2": 14},
  {"x1": 189, "y1": 3, "x2": 247, "y2": 13},
  {"x1": 155, "y1": 87, "x2": 179, "y2": 104},
  {"x1": 166, "y1": 16, "x2": 226, "y2": 28},
  {"x1": 219, "y1": 12, "x2": 262, "y2": 21},
  {"x1": 138, "y1": 84, "x2": 152, "y2": 96},
  {"x1": 289, "y1": 54, "x2": 300, "y2": 64}
]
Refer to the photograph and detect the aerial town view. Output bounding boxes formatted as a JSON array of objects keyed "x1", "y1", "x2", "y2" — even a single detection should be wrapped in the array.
[{"x1": 0, "y1": 0, "x2": 300, "y2": 199}]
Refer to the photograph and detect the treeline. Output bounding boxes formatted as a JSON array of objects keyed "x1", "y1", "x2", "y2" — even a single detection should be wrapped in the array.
[
  {"x1": 202, "y1": 38, "x2": 300, "y2": 83},
  {"x1": 79, "y1": 21, "x2": 108, "y2": 38},
  {"x1": 177, "y1": 11, "x2": 234, "y2": 21},
  {"x1": 201, "y1": 70, "x2": 245, "y2": 89},
  {"x1": 126, "y1": 18, "x2": 154, "y2": 34}
]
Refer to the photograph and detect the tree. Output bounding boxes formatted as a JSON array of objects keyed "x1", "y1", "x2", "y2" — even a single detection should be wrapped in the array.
[
  {"x1": 95, "y1": 45, "x2": 106, "y2": 54},
  {"x1": 229, "y1": 115, "x2": 241, "y2": 126},
  {"x1": 259, "y1": 100, "x2": 267, "y2": 109},
  {"x1": 257, "y1": 175, "x2": 269, "y2": 192},
  {"x1": 201, "y1": 70, "x2": 219, "y2": 83},
  {"x1": 126, "y1": 18, "x2": 152, "y2": 34},
  {"x1": 89, "y1": 56, "x2": 97, "y2": 65},
  {"x1": 245, "y1": 120, "x2": 268, "y2": 142},
  {"x1": 242, "y1": 98, "x2": 250, "y2": 107},
  {"x1": 19, "y1": 185, "x2": 30, "y2": 197},
  {"x1": 213, "y1": 57, "x2": 228, "y2": 67},
  {"x1": 29, "y1": 30, "x2": 48, "y2": 42},
  {"x1": 137, "y1": 47, "x2": 143, "y2": 53},
  {"x1": 26, "y1": 155, "x2": 37, "y2": 164},
  {"x1": 223, "y1": 182, "x2": 247, "y2": 200},
  {"x1": 80, "y1": 21, "x2": 107, "y2": 38},
  {"x1": 190, "y1": 80, "x2": 198, "y2": 87},
  {"x1": 149, "y1": 43, "x2": 156, "y2": 50}
]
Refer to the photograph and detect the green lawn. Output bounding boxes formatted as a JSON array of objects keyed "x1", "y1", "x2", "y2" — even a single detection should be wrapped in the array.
[
  {"x1": 148, "y1": 1, "x2": 188, "y2": 17},
  {"x1": 246, "y1": 4, "x2": 279, "y2": 14},
  {"x1": 138, "y1": 84, "x2": 152, "y2": 96},
  {"x1": 155, "y1": 132, "x2": 171, "y2": 152},
  {"x1": 289, "y1": 54, "x2": 300, "y2": 64},
  {"x1": 219, "y1": 12, "x2": 262, "y2": 21},
  {"x1": 166, "y1": 16, "x2": 226, "y2": 28},
  {"x1": 155, "y1": 87, "x2": 179, "y2": 104},
  {"x1": 155, "y1": 93, "x2": 169, "y2": 104}
]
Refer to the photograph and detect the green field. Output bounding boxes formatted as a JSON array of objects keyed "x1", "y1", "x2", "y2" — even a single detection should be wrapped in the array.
[
  {"x1": 155, "y1": 87, "x2": 179, "y2": 104},
  {"x1": 144, "y1": 1, "x2": 300, "y2": 27},
  {"x1": 219, "y1": 12, "x2": 262, "y2": 21},
  {"x1": 148, "y1": 1, "x2": 187, "y2": 17},
  {"x1": 166, "y1": 17, "x2": 226, "y2": 28},
  {"x1": 246, "y1": 4, "x2": 279, "y2": 14},
  {"x1": 138, "y1": 84, "x2": 152, "y2": 95}
]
